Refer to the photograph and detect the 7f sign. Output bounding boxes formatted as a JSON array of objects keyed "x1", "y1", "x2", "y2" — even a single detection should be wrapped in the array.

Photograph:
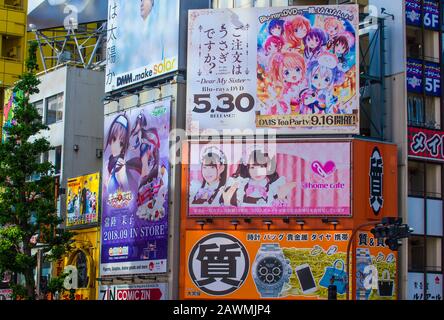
[{"x1": 369, "y1": 147, "x2": 383, "y2": 215}]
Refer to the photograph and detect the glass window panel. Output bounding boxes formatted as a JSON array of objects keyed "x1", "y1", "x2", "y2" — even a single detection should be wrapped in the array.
[
  {"x1": 408, "y1": 161, "x2": 425, "y2": 197},
  {"x1": 235, "y1": 0, "x2": 253, "y2": 7},
  {"x1": 426, "y1": 237, "x2": 442, "y2": 272},
  {"x1": 408, "y1": 197, "x2": 425, "y2": 235},
  {"x1": 409, "y1": 236, "x2": 425, "y2": 271},
  {"x1": 214, "y1": 0, "x2": 233, "y2": 8},
  {"x1": 426, "y1": 199, "x2": 443, "y2": 236},
  {"x1": 271, "y1": 0, "x2": 288, "y2": 6},
  {"x1": 45, "y1": 93, "x2": 64, "y2": 125},
  {"x1": 426, "y1": 163, "x2": 441, "y2": 198}
]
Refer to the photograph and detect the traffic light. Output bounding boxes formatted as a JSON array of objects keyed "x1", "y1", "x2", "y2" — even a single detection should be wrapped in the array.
[{"x1": 370, "y1": 218, "x2": 414, "y2": 251}]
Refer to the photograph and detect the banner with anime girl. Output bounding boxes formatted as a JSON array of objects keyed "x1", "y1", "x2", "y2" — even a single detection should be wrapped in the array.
[
  {"x1": 187, "y1": 5, "x2": 359, "y2": 135},
  {"x1": 188, "y1": 141, "x2": 351, "y2": 217},
  {"x1": 100, "y1": 99, "x2": 170, "y2": 276}
]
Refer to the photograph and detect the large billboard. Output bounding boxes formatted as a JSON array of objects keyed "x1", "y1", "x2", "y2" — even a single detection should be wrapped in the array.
[
  {"x1": 184, "y1": 230, "x2": 351, "y2": 300},
  {"x1": 187, "y1": 5, "x2": 359, "y2": 135},
  {"x1": 100, "y1": 99, "x2": 171, "y2": 276},
  {"x1": 66, "y1": 172, "x2": 100, "y2": 227},
  {"x1": 188, "y1": 141, "x2": 351, "y2": 217},
  {"x1": 105, "y1": 0, "x2": 180, "y2": 92},
  {"x1": 28, "y1": 0, "x2": 107, "y2": 31}
]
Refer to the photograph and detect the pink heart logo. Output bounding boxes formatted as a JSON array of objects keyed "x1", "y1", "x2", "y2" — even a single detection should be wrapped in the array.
[{"x1": 312, "y1": 161, "x2": 336, "y2": 178}]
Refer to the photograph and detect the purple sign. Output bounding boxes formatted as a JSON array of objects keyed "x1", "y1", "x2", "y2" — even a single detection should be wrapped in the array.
[
  {"x1": 407, "y1": 58, "x2": 423, "y2": 94},
  {"x1": 407, "y1": 58, "x2": 441, "y2": 97},
  {"x1": 423, "y1": 0, "x2": 440, "y2": 31},
  {"x1": 406, "y1": 0, "x2": 440, "y2": 30},
  {"x1": 100, "y1": 99, "x2": 170, "y2": 276}
]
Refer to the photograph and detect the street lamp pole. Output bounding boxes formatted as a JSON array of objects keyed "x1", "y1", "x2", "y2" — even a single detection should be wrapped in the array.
[{"x1": 346, "y1": 221, "x2": 381, "y2": 301}]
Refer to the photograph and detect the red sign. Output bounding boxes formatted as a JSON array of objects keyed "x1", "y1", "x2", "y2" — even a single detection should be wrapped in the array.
[
  {"x1": 116, "y1": 288, "x2": 163, "y2": 301},
  {"x1": 408, "y1": 126, "x2": 444, "y2": 162}
]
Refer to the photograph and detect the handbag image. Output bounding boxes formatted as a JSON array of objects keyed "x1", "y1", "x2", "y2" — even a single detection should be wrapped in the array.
[
  {"x1": 378, "y1": 270, "x2": 394, "y2": 297},
  {"x1": 319, "y1": 259, "x2": 348, "y2": 295}
]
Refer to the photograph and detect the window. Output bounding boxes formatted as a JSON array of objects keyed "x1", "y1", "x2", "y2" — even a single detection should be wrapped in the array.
[
  {"x1": 32, "y1": 100, "x2": 44, "y2": 124},
  {"x1": 408, "y1": 161, "x2": 442, "y2": 198},
  {"x1": 408, "y1": 161, "x2": 425, "y2": 197},
  {"x1": 408, "y1": 95, "x2": 425, "y2": 126},
  {"x1": 426, "y1": 237, "x2": 442, "y2": 272},
  {"x1": 45, "y1": 93, "x2": 64, "y2": 125},
  {"x1": 409, "y1": 236, "x2": 425, "y2": 272},
  {"x1": 55, "y1": 146, "x2": 62, "y2": 175},
  {"x1": 408, "y1": 95, "x2": 441, "y2": 129}
]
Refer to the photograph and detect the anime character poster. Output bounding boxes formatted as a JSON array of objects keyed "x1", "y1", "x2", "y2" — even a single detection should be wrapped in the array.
[
  {"x1": 2, "y1": 89, "x2": 22, "y2": 143},
  {"x1": 100, "y1": 99, "x2": 170, "y2": 276},
  {"x1": 188, "y1": 141, "x2": 351, "y2": 217},
  {"x1": 66, "y1": 172, "x2": 100, "y2": 227},
  {"x1": 105, "y1": 0, "x2": 180, "y2": 92},
  {"x1": 187, "y1": 5, "x2": 359, "y2": 135}
]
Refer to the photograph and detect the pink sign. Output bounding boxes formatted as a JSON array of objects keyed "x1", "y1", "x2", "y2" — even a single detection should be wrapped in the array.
[{"x1": 188, "y1": 141, "x2": 351, "y2": 217}]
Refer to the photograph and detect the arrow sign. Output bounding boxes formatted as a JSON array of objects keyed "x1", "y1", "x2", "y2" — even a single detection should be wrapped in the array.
[{"x1": 435, "y1": 276, "x2": 440, "y2": 285}]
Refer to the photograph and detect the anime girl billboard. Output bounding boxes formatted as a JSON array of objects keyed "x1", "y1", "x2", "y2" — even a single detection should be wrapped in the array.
[
  {"x1": 101, "y1": 99, "x2": 170, "y2": 276},
  {"x1": 257, "y1": 7, "x2": 358, "y2": 129},
  {"x1": 187, "y1": 5, "x2": 359, "y2": 135},
  {"x1": 188, "y1": 141, "x2": 351, "y2": 217}
]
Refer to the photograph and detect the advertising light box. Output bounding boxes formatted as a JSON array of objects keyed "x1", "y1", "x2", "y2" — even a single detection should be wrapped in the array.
[
  {"x1": 100, "y1": 99, "x2": 171, "y2": 276},
  {"x1": 184, "y1": 230, "x2": 352, "y2": 300},
  {"x1": 105, "y1": 0, "x2": 180, "y2": 92},
  {"x1": 66, "y1": 172, "x2": 100, "y2": 227},
  {"x1": 188, "y1": 141, "x2": 351, "y2": 217},
  {"x1": 187, "y1": 5, "x2": 360, "y2": 135}
]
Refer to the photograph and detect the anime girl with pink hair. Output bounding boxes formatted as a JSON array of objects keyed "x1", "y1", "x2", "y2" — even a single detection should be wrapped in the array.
[{"x1": 284, "y1": 15, "x2": 311, "y2": 52}]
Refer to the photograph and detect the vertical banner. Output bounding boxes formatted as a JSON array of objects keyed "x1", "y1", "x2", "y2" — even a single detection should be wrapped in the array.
[
  {"x1": 406, "y1": 0, "x2": 422, "y2": 27},
  {"x1": 105, "y1": 0, "x2": 180, "y2": 92},
  {"x1": 188, "y1": 141, "x2": 351, "y2": 217},
  {"x1": 355, "y1": 232, "x2": 398, "y2": 300},
  {"x1": 184, "y1": 230, "x2": 352, "y2": 300},
  {"x1": 101, "y1": 99, "x2": 170, "y2": 276},
  {"x1": 187, "y1": 5, "x2": 359, "y2": 135},
  {"x1": 2, "y1": 89, "x2": 22, "y2": 143},
  {"x1": 352, "y1": 140, "x2": 398, "y2": 220},
  {"x1": 66, "y1": 172, "x2": 100, "y2": 227}
]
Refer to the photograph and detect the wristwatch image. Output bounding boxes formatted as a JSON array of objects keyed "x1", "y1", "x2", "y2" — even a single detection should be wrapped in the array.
[{"x1": 252, "y1": 243, "x2": 292, "y2": 298}]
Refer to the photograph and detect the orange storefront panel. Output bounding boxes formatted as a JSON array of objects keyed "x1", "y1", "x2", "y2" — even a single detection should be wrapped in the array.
[
  {"x1": 352, "y1": 140, "x2": 398, "y2": 221},
  {"x1": 183, "y1": 230, "x2": 352, "y2": 300}
]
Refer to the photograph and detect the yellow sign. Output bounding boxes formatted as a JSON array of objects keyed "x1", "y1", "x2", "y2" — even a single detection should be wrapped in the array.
[{"x1": 66, "y1": 173, "x2": 100, "y2": 227}]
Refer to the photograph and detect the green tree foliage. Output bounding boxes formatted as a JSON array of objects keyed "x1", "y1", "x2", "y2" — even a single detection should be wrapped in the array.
[{"x1": 0, "y1": 41, "x2": 74, "y2": 300}]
